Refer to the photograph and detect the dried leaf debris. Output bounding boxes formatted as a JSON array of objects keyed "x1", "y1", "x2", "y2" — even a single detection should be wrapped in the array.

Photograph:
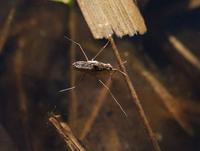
[{"x1": 77, "y1": 0, "x2": 147, "y2": 39}]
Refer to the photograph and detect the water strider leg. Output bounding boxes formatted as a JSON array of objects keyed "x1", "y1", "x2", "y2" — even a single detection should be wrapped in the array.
[
  {"x1": 59, "y1": 86, "x2": 76, "y2": 92},
  {"x1": 112, "y1": 60, "x2": 128, "y2": 77},
  {"x1": 92, "y1": 40, "x2": 110, "y2": 60},
  {"x1": 112, "y1": 68, "x2": 127, "y2": 77},
  {"x1": 64, "y1": 36, "x2": 89, "y2": 61},
  {"x1": 59, "y1": 74, "x2": 86, "y2": 93},
  {"x1": 98, "y1": 79, "x2": 127, "y2": 117}
]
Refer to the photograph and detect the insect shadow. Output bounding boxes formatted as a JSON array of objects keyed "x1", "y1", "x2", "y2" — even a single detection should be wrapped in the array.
[{"x1": 60, "y1": 36, "x2": 127, "y2": 116}]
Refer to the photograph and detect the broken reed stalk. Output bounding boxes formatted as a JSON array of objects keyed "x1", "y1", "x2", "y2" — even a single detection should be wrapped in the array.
[
  {"x1": 109, "y1": 37, "x2": 161, "y2": 151},
  {"x1": 49, "y1": 115, "x2": 86, "y2": 151}
]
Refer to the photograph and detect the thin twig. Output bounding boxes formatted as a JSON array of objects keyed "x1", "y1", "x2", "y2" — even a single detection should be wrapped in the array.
[
  {"x1": 49, "y1": 115, "x2": 86, "y2": 151},
  {"x1": 109, "y1": 37, "x2": 161, "y2": 151}
]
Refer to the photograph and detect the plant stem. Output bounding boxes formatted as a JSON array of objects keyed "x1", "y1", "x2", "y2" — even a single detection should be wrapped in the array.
[
  {"x1": 69, "y1": 5, "x2": 78, "y2": 128},
  {"x1": 109, "y1": 37, "x2": 161, "y2": 151}
]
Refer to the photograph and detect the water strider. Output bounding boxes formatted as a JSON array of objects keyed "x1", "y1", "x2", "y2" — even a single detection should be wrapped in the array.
[{"x1": 60, "y1": 36, "x2": 127, "y2": 116}]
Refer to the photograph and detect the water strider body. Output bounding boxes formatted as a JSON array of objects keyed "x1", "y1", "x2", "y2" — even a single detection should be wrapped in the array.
[
  {"x1": 73, "y1": 60, "x2": 126, "y2": 77},
  {"x1": 60, "y1": 36, "x2": 127, "y2": 116},
  {"x1": 73, "y1": 60, "x2": 112, "y2": 72}
]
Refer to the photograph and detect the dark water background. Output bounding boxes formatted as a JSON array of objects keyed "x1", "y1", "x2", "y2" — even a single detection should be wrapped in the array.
[{"x1": 0, "y1": 0, "x2": 200, "y2": 150}]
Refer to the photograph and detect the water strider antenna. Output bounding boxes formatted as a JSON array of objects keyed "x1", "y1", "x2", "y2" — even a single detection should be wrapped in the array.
[
  {"x1": 98, "y1": 79, "x2": 127, "y2": 117},
  {"x1": 92, "y1": 40, "x2": 110, "y2": 60},
  {"x1": 64, "y1": 36, "x2": 89, "y2": 61}
]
